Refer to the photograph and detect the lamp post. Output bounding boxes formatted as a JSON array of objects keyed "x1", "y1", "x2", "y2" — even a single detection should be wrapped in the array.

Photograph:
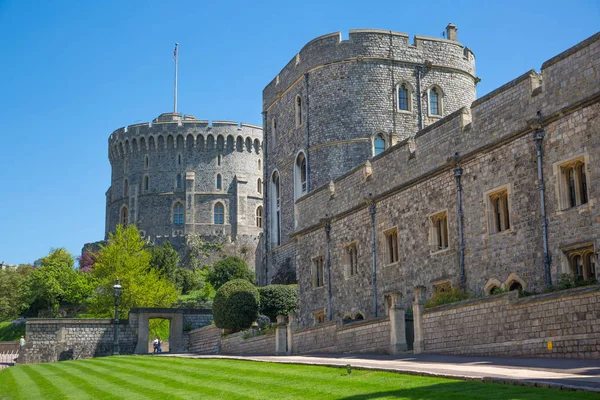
[{"x1": 112, "y1": 278, "x2": 122, "y2": 355}]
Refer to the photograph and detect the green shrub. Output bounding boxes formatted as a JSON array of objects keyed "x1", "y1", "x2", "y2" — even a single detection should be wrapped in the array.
[
  {"x1": 545, "y1": 273, "x2": 597, "y2": 292},
  {"x1": 207, "y1": 257, "x2": 255, "y2": 290},
  {"x1": 425, "y1": 286, "x2": 471, "y2": 308},
  {"x1": 258, "y1": 285, "x2": 298, "y2": 321},
  {"x1": 490, "y1": 286, "x2": 507, "y2": 295},
  {"x1": 213, "y1": 279, "x2": 259, "y2": 332}
]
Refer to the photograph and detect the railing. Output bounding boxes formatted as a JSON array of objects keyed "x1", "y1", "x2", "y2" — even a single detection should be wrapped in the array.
[{"x1": 0, "y1": 350, "x2": 19, "y2": 369}]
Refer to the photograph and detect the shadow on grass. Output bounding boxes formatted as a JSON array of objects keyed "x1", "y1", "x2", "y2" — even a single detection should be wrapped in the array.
[{"x1": 337, "y1": 381, "x2": 592, "y2": 400}]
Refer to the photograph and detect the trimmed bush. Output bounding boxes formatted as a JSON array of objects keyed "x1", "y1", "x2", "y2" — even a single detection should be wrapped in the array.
[
  {"x1": 424, "y1": 286, "x2": 471, "y2": 308},
  {"x1": 258, "y1": 285, "x2": 298, "y2": 321},
  {"x1": 212, "y1": 279, "x2": 259, "y2": 332},
  {"x1": 207, "y1": 257, "x2": 255, "y2": 290}
]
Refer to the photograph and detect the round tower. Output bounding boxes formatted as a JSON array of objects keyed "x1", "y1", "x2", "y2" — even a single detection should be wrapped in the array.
[
  {"x1": 106, "y1": 112, "x2": 264, "y2": 252},
  {"x1": 261, "y1": 25, "x2": 477, "y2": 284}
]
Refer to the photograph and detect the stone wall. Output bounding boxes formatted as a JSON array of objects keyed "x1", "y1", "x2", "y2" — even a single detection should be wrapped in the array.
[
  {"x1": 221, "y1": 331, "x2": 276, "y2": 355},
  {"x1": 188, "y1": 325, "x2": 222, "y2": 354},
  {"x1": 0, "y1": 342, "x2": 19, "y2": 352},
  {"x1": 421, "y1": 286, "x2": 600, "y2": 358},
  {"x1": 292, "y1": 33, "x2": 600, "y2": 326},
  {"x1": 292, "y1": 323, "x2": 337, "y2": 354},
  {"x1": 19, "y1": 318, "x2": 138, "y2": 364},
  {"x1": 336, "y1": 318, "x2": 390, "y2": 354}
]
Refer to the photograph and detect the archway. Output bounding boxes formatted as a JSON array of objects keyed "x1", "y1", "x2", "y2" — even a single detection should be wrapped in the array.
[{"x1": 148, "y1": 318, "x2": 170, "y2": 353}]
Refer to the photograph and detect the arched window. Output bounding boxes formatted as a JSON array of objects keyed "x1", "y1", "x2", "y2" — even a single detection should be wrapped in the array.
[
  {"x1": 176, "y1": 174, "x2": 182, "y2": 189},
  {"x1": 258, "y1": 159, "x2": 261, "y2": 170},
  {"x1": 144, "y1": 176, "x2": 149, "y2": 192},
  {"x1": 178, "y1": 154, "x2": 181, "y2": 166},
  {"x1": 123, "y1": 179, "x2": 129, "y2": 197},
  {"x1": 295, "y1": 152, "x2": 307, "y2": 199},
  {"x1": 216, "y1": 174, "x2": 222, "y2": 190},
  {"x1": 124, "y1": 159, "x2": 129, "y2": 173},
  {"x1": 145, "y1": 155, "x2": 149, "y2": 169},
  {"x1": 270, "y1": 171, "x2": 281, "y2": 246},
  {"x1": 257, "y1": 178, "x2": 262, "y2": 194},
  {"x1": 398, "y1": 83, "x2": 410, "y2": 111},
  {"x1": 256, "y1": 206, "x2": 263, "y2": 228},
  {"x1": 295, "y1": 95, "x2": 302, "y2": 127},
  {"x1": 429, "y1": 87, "x2": 441, "y2": 116},
  {"x1": 120, "y1": 206, "x2": 128, "y2": 225},
  {"x1": 218, "y1": 154, "x2": 222, "y2": 166},
  {"x1": 214, "y1": 202, "x2": 224, "y2": 225},
  {"x1": 374, "y1": 134, "x2": 386, "y2": 156},
  {"x1": 173, "y1": 202, "x2": 184, "y2": 225},
  {"x1": 271, "y1": 118, "x2": 277, "y2": 147},
  {"x1": 217, "y1": 135, "x2": 224, "y2": 151}
]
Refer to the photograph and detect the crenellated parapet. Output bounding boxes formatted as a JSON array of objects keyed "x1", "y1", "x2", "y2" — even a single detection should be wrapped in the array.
[
  {"x1": 263, "y1": 27, "x2": 476, "y2": 109},
  {"x1": 108, "y1": 113, "x2": 263, "y2": 162}
]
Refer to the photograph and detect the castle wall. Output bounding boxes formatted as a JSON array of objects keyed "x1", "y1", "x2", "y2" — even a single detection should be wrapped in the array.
[
  {"x1": 106, "y1": 115, "x2": 263, "y2": 258},
  {"x1": 263, "y1": 27, "x2": 477, "y2": 284},
  {"x1": 293, "y1": 33, "x2": 600, "y2": 327}
]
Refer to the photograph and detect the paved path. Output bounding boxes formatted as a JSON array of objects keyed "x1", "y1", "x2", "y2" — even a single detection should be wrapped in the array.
[{"x1": 162, "y1": 353, "x2": 600, "y2": 392}]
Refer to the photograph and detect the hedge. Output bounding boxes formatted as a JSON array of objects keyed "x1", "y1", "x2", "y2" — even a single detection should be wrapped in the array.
[{"x1": 212, "y1": 279, "x2": 259, "y2": 331}]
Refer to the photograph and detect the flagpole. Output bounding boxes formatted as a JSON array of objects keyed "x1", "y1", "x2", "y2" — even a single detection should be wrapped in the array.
[{"x1": 174, "y1": 43, "x2": 178, "y2": 113}]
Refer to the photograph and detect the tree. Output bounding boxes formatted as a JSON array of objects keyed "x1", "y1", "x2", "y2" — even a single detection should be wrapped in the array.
[
  {"x1": 207, "y1": 256, "x2": 255, "y2": 290},
  {"x1": 87, "y1": 225, "x2": 178, "y2": 319},
  {"x1": 20, "y1": 249, "x2": 95, "y2": 317},
  {"x1": 212, "y1": 279, "x2": 259, "y2": 332},
  {"x1": 150, "y1": 241, "x2": 179, "y2": 283},
  {"x1": 258, "y1": 285, "x2": 298, "y2": 321},
  {"x1": 0, "y1": 265, "x2": 33, "y2": 319},
  {"x1": 77, "y1": 250, "x2": 98, "y2": 273}
]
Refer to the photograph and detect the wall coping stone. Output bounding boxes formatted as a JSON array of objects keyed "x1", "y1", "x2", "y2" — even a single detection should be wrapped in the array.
[
  {"x1": 337, "y1": 316, "x2": 390, "y2": 332},
  {"x1": 26, "y1": 318, "x2": 128, "y2": 325},
  {"x1": 188, "y1": 324, "x2": 220, "y2": 335},
  {"x1": 513, "y1": 285, "x2": 600, "y2": 306},
  {"x1": 292, "y1": 321, "x2": 337, "y2": 335},
  {"x1": 130, "y1": 308, "x2": 212, "y2": 314},
  {"x1": 424, "y1": 292, "x2": 517, "y2": 314}
]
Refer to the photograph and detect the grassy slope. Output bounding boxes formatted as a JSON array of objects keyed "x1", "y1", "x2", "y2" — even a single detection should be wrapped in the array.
[
  {"x1": 0, "y1": 357, "x2": 596, "y2": 400},
  {"x1": 0, "y1": 321, "x2": 25, "y2": 342}
]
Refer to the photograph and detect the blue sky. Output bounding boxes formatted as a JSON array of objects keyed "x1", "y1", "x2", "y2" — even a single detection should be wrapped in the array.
[{"x1": 0, "y1": 0, "x2": 598, "y2": 265}]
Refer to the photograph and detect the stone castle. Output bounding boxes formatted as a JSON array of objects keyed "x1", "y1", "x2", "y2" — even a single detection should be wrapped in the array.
[
  {"x1": 105, "y1": 25, "x2": 599, "y2": 332},
  {"x1": 106, "y1": 112, "x2": 264, "y2": 254}
]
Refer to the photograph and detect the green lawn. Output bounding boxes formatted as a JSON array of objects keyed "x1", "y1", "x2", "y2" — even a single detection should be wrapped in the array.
[
  {"x1": 0, "y1": 356, "x2": 595, "y2": 400},
  {"x1": 0, "y1": 321, "x2": 25, "y2": 342}
]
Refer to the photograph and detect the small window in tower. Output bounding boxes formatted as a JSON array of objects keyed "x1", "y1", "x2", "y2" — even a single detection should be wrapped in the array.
[
  {"x1": 173, "y1": 202, "x2": 184, "y2": 225},
  {"x1": 398, "y1": 84, "x2": 410, "y2": 111},
  {"x1": 384, "y1": 227, "x2": 399, "y2": 265},
  {"x1": 145, "y1": 155, "x2": 149, "y2": 169},
  {"x1": 178, "y1": 154, "x2": 181, "y2": 166},
  {"x1": 257, "y1": 178, "x2": 262, "y2": 194},
  {"x1": 123, "y1": 179, "x2": 129, "y2": 197},
  {"x1": 214, "y1": 202, "x2": 224, "y2": 225},
  {"x1": 144, "y1": 176, "x2": 149, "y2": 192},
  {"x1": 216, "y1": 174, "x2": 222, "y2": 191},
  {"x1": 217, "y1": 154, "x2": 222, "y2": 166},
  {"x1": 256, "y1": 206, "x2": 263, "y2": 228},
  {"x1": 271, "y1": 118, "x2": 277, "y2": 147},
  {"x1": 295, "y1": 95, "x2": 302, "y2": 128},
  {"x1": 176, "y1": 174, "x2": 182, "y2": 189},
  {"x1": 374, "y1": 134, "x2": 386, "y2": 156},
  {"x1": 258, "y1": 159, "x2": 261, "y2": 170},
  {"x1": 120, "y1": 206, "x2": 128, "y2": 226},
  {"x1": 429, "y1": 88, "x2": 441, "y2": 116}
]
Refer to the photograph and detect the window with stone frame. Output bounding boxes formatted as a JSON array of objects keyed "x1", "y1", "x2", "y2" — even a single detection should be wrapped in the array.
[
  {"x1": 373, "y1": 134, "x2": 386, "y2": 156},
  {"x1": 556, "y1": 157, "x2": 589, "y2": 210},
  {"x1": 256, "y1": 206, "x2": 263, "y2": 228},
  {"x1": 429, "y1": 87, "x2": 442, "y2": 116},
  {"x1": 566, "y1": 246, "x2": 597, "y2": 281},
  {"x1": 433, "y1": 280, "x2": 451, "y2": 293},
  {"x1": 384, "y1": 227, "x2": 399, "y2": 265},
  {"x1": 214, "y1": 202, "x2": 225, "y2": 225},
  {"x1": 312, "y1": 309, "x2": 325, "y2": 325},
  {"x1": 173, "y1": 202, "x2": 184, "y2": 226},
  {"x1": 176, "y1": 174, "x2": 182, "y2": 190},
  {"x1": 270, "y1": 171, "x2": 281, "y2": 247},
  {"x1": 397, "y1": 83, "x2": 411, "y2": 112},
  {"x1": 486, "y1": 187, "x2": 510, "y2": 234},
  {"x1": 123, "y1": 179, "x2": 129, "y2": 197},
  {"x1": 145, "y1": 155, "x2": 149, "y2": 169},
  {"x1": 429, "y1": 211, "x2": 449, "y2": 252},
  {"x1": 344, "y1": 242, "x2": 358, "y2": 277},
  {"x1": 271, "y1": 118, "x2": 277, "y2": 147},
  {"x1": 295, "y1": 95, "x2": 302, "y2": 128},
  {"x1": 120, "y1": 206, "x2": 128, "y2": 226},
  {"x1": 311, "y1": 256, "x2": 325, "y2": 288},
  {"x1": 294, "y1": 152, "x2": 307, "y2": 199},
  {"x1": 217, "y1": 153, "x2": 222, "y2": 166},
  {"x1": 216, "y1": 174, "x2": 222, "y2": 191},
  {"x1": 144, "y1": 175, "x2": 150, "y2": 192},
  {"x1": 257, "y1": 178, "x2": 262, "y2": 194}
]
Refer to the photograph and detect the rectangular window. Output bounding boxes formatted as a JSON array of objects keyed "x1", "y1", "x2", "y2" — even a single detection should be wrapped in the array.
[
  {"x1": 565, "y1": 246, "x2": 596, "y2": 281},
  {"x1": 433, "y1": 280, "x2": 452, "y2": 293},
  {"x1": 486, "y1": 187, "x2": 510, "y2": 234},
  {"x1": 398, "y1": 85, "x2": 409, "y2": 111},
  {"x1": 384, "y1": 228, "x2": 399, "y2": 264},
  {"x1": 312, "y1": 309, "x2": 325, "y2": 325},
  {"x1": 312, "y1": 256, "x2": 324, "y2": 288},
  {"x1": 556, "y1": 157, "x2": 589, "y2": 210},
  {"x1": 429, "y1": 211, "x2": 449, "y2": 252},
  {"x1": 344, "y1": 242, "x2": 358, "y2": 277}
]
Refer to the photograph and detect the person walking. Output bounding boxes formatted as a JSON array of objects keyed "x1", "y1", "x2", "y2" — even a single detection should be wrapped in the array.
[
  {"x1": 152, "y1": 337, "x2": 159, "y2": 354},
  {"x1": 19, "y1": 336, "x2": 25, "y2": 349},
  {"x1": 157, "y1": 337, "x2": 162, "y2": 353}
]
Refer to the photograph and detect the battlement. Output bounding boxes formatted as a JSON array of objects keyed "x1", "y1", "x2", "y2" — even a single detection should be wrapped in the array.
[
  {"x1": 293, "y1": 31, "x2": 600, "y2": 232},
  {"x1": 108, "y1": 112, "x2": 263, "y2": 161},
  {"x1": 264, "y1": 24, "x2": 476, "y2": 109}
]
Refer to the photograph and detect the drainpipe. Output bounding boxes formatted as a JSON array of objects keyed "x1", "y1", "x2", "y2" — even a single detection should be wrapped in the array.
[
  {"x1": 370, "y1": 203, "x2": 378, "y2": 317},
  {"x1": 454, "y1": 168, "x2": 466, "y2": 292},
  {"x1": 535, "y1": 129, "x2": 552, "y2": 287},
  {"x1": 325, "y1": 220, "x2": 332, "y2": 321},
  {"x1": 304, "y1": 73, "x2": 311, "y2": 192},
  {"x1": 262, "y1": 110, "x2": 269, "y2": 286},
  {"x1": 415, "y1": 67, "x2": 424, "y2": 131}
]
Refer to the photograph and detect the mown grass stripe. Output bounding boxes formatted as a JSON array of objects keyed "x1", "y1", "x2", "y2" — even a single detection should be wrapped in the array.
[
  {"x1": 19, "y1": 364, "x2": 71, "y2": 400},
  {"x1": 106, "y1": 356, "x2": 342, "y2": 399},
  {"x1": 64, "y1": 360, "x2": 179, "y2": 400},
  {"x1": 86, "y1": 357, "x2": 240, "y2": 399},
  {"x1": 0, "y1": 367, "x2": 36, "y2": 400},
  {"x1": 35, "y1": 363, "x2": 105, "y2": 400},
  {"x1": 47, "y1": 361, "x2": 137, "y2": 400}
]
